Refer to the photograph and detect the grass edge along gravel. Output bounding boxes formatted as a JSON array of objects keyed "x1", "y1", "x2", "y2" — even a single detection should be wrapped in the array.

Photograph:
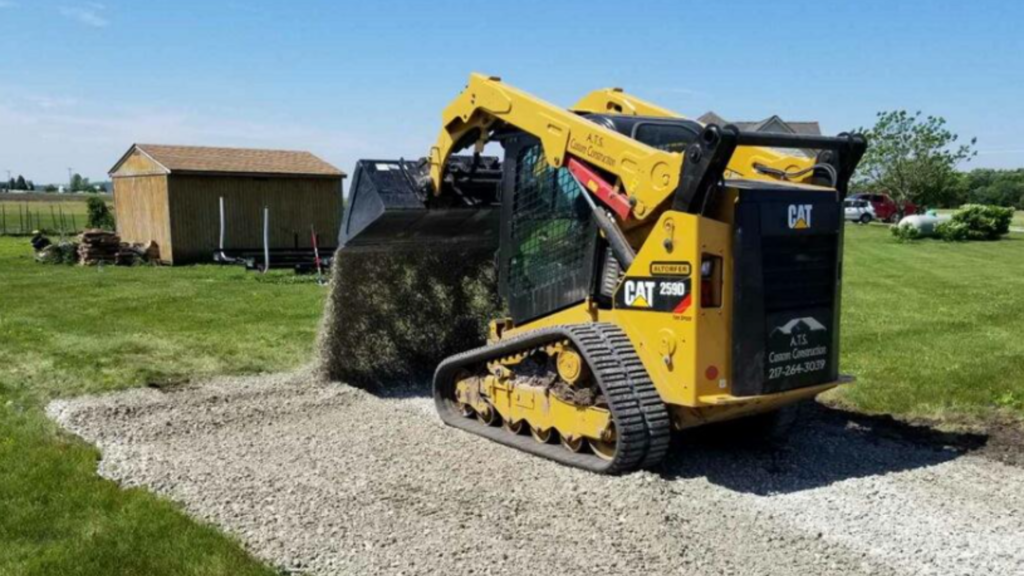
[{"x1": 0, "y1": 236, "x2": 324, "y2": 576}]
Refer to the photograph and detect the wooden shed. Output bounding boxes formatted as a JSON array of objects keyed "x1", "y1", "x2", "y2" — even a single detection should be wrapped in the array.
[{"x1": 109, "y1": 144, "x2": 345, "y2": 264}]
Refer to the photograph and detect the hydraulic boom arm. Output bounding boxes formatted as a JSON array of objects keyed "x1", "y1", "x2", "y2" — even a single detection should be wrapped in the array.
[{"x1": 428, "y1": 73, "x2": 819, "y2": 222}]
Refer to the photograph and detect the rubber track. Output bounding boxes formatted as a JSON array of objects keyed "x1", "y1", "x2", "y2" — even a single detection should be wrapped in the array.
[{"x1": 433, "y1": 323, "x2": 671, "y2": 474}]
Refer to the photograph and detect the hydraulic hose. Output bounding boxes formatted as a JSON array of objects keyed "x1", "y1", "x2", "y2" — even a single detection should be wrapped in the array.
[{"x1": 570, "y1": 173, "x2": 636, "y2": 270}]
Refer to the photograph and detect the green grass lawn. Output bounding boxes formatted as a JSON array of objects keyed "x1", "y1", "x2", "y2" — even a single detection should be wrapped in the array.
[
  {"x1": 1, "y1": 223, "x2": 1022, "y2": 575},
  {"x1": 0, "y1": 237, "x2": 325, "y2": 576},
  {"x1": 833, "y1": 223, "x2": 1024, "y2": 420},
  {"x1": 0, "y1": 197, "x2": 102, "y2": 236}
]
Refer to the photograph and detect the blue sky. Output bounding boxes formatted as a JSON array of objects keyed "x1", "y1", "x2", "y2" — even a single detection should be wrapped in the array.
[{"x1": 1, "y1": 0, "x2": 1021, "y2": 184}]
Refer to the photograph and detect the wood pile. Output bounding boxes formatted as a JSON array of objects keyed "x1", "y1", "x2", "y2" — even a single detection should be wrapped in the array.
[
  {"x1": 76, "y1": 230, "x2": 162, "y2": 266},
  {"x1": 114, "y1": 241, "x2": 161, "y2": 266},
  {"x1": 78, "y1": 230, "x2": 121, "y2": 265}
]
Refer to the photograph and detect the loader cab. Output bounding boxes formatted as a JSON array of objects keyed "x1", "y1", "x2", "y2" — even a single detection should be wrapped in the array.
[
  {"x1": 584, "y1": 114, "x2": 704, "y2": 154},
  {"x1": 494, "y1": 115, "x2": 706, "y2": 322}
]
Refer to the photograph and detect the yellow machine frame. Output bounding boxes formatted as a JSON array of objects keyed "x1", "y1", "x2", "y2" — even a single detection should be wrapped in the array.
[{"x1": 430, "y1": 74, "x2": 847, "y2": 431}]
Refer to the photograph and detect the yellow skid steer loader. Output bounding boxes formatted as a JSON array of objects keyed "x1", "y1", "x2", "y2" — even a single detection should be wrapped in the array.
[{"x1": 338, "y1": 74, "x2": 866, "y2": 473}]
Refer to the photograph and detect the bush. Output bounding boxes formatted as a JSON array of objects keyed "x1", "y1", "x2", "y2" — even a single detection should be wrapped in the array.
[
  {"x1": 35, "y1": 242, "x2": 79, "y2": 265},
  {"x1": 935, "y1": 220, "x2": 970, "y2": 242},
  {"x1": 890, "y1": 223, "x2": 922, "y2": 242},
  {"x1": 85, "y1": 197, "x2": 115, "y2": 230},
  {"x1": 938, "y1": 204, "x2": 1013, "y2": 241}
]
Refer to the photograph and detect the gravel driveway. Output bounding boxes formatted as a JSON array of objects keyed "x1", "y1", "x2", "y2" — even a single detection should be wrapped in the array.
[{"x1": 48, "y1": 372, "x2": 1024, "y2": 576}]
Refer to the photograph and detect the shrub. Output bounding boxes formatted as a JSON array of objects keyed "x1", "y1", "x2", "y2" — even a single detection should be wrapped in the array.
[
  {"x1": 941, "y1": 204, "x2": 1013, "y2": 241},
  {"x1": 935, "y1": 220, "x2": 970, "y2": 242},
  {"x1": 890, "y1": 223, "x2": 921, "y2": 242},
  {"x1": 86, "y1": 197, "x2": 115, "y2": 230},
  {"x1": 35, "y1": 241, "x2": 79, "y2": 265}
]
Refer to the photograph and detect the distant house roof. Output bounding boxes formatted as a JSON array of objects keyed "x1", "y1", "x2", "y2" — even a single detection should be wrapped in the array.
[
  {"x1": 697, "y1": 112, "x2": 822, "y2": 136},
  {"x1": 697, "y1": 111, "x2": 729, "y2": 127},
  {"x1": 110, "y1": 144, "x2": 345, "y2": 178},
  {"x1": 697, "y1": 112, "x2": 823, "y2": 157}
]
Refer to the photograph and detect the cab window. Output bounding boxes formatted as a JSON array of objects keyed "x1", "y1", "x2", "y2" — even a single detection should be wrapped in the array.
[{"x1": 634, "y1": 123, "x2": 700, "y2": 154}]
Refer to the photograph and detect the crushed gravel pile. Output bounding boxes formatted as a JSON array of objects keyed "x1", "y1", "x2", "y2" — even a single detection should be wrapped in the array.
[
  {"x1": 49, "y1": 373, "x2": 1024, "y2": 576},
  {"x1": 317, "y1": 249, "x2": 501, "y2": 388}
]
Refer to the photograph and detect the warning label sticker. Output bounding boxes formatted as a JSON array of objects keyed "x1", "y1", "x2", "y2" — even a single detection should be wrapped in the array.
[{"x1": 650, "y1": 261, "x2": 692, "y2": 276}]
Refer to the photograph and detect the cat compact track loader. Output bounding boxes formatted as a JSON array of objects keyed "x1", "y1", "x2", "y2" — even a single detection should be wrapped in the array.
[{"x1": 338, "y1": 74, "x2": 866, "y2": 474}]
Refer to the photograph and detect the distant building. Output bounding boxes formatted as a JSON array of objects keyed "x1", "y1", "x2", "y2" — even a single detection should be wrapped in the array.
[
  {"x1": 109, "y1": 144, "x2": 345, "y2": 264},
  {"x1": 698, "y1": 112, "x2": 822, "y2": 157}
]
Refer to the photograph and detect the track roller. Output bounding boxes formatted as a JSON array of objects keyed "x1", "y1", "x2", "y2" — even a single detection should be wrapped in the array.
[{"x1": 434, "y1": 323, "x2": 670, "y2": 474}]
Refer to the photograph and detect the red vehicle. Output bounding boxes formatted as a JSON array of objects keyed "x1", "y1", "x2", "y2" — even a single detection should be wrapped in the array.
[{"x1": 848, "y1": 193, "x2": 917, "y2": 223}]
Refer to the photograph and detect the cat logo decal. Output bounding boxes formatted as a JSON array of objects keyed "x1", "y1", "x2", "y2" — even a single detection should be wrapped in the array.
[{"x1": 788, "y1": 204, "x2": 813, "y2": 229}]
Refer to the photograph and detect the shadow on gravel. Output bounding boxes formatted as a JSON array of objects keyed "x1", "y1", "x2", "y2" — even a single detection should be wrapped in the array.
[
  {"x1": 363, "y1": 383, "x2": 991, "y2": 494},
  {"x1": 659, "y1": 402, "x2": 988, "y2": 495}
]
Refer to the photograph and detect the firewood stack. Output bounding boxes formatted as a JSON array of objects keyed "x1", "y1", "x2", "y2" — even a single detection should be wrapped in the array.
[
  {"x1": 78, "y1": 229, "x2": 121, "y2": 265},
  {"x1": 114, "y1": 241, "x2": 160, "y2": 266}
]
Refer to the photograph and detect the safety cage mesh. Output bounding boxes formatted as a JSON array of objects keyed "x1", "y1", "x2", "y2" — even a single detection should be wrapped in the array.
[{"x1": 506, "y1": 144, "x2": 595, "y2": 319}]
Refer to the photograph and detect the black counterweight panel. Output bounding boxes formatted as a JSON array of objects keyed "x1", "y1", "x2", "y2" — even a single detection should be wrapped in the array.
[{"x1": 731, "y1": 183, "x2": 843, "y2": 396}]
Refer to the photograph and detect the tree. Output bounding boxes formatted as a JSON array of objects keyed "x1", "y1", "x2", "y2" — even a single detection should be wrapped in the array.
[
  {"x1": 70, "y1": 173, "x2": 92, "y2": 192},
  {"x1": 15, "y1": 175, "x2": 27, "y2": 190},
  {"x1": 26, "y1": 180, "x2": 35, "y2": 191},
  {"x1": 85, "y1": 196, "x2": 115, "y2": 230},
  {"x1": 962, "y1": 168, "x2": 1024, "y2": 209},
  {"x1": 44, "y1": 184, "x2": 58, "y2": 193},
  {"x1": 855, "y1": 111, "x2": 976, "y2": 213}
]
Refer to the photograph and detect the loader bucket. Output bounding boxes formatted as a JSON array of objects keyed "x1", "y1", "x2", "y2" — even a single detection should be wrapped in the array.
[
  {"x1": 321, "y1": 156, "x2": 505, "y2": 389},
  {"x1": 340, "y1": 157, "x2": 501, "y2": 252}
]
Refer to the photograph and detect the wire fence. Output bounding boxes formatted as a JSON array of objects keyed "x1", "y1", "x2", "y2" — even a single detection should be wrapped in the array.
[{"x1": 0, "y1": 202, "x2": 85, "y2": 236}]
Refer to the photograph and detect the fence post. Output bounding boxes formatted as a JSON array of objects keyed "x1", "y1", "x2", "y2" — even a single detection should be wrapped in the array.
[
  {"x1": 71, "y1": 213, "x2": 77, "y2": 234},
  {"x1": 49, "y1": 205, "x2": 57, "y2": 234},
  {"x1": 18, "y1": 204, "x2": 24, "y2": 234},
  {"x1": 1, "y1": 203, "x2": 5, "y2": 235},
  {"x1": 36, "y1": 208, "x2": 41, "y2": 233},
  {"x1": 263, "y1": 206, "x2": 270, "y2": 273},
  {"x1": 58, "y1": 205, "x2": 66, "y2": 236},
  {"x1": 219, "y1": 196, "x2": 226, "y2": 253}
]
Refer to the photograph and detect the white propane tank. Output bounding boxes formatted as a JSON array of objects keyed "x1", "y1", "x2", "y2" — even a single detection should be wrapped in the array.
[{"x1": 897, "y1": 213, "x2": 951, "y2": 237}]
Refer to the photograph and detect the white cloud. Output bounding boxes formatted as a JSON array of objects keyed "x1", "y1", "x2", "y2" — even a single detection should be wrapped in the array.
[
  {"x1": 29, "y1": 95, "x2": 79, "y2": 110},
  {"x1": 59, "y1": 5, "x2": 109, "y2": 28}
]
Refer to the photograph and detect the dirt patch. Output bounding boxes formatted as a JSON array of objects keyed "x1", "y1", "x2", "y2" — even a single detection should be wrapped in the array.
[{"x1": 819, "y1": 396, "x2": 1024, "y2": 468}]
